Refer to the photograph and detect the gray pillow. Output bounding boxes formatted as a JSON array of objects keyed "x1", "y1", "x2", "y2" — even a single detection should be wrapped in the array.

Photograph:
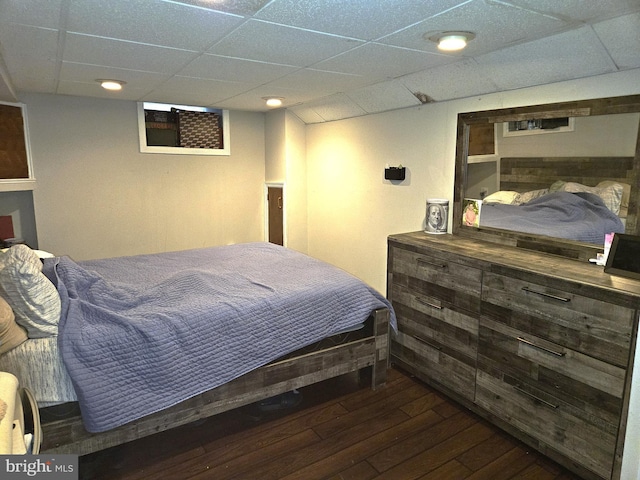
[{"x1": 0, "y1": 245, "x2": 60, "y2": 338}]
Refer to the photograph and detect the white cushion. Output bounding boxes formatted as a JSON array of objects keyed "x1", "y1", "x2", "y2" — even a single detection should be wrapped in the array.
[
  {"x1": 550, "y1": 180, "x2": 623, "y2": 215},
  {"x1": 598, "y1": 181, "x2": 630, "y2": 218},
  {"x1": 483, "y1": 191, "x2": 521, "y2": 205},
  {"x1": 0, "y1": 245, "x2": 60, "y2": 338},
  {"x1": 518, "y1": 188, "x2": 549, "y2": 204}
]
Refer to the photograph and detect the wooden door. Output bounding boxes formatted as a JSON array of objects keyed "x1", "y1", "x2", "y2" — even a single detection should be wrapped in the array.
[{"x1": 267, "y1": 186, "x2": 283, "y2": 245}]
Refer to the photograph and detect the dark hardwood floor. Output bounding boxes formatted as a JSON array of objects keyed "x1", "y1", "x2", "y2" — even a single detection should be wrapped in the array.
[{"x1": 79, "y1": 367, "x2": 583, "y2": 480}]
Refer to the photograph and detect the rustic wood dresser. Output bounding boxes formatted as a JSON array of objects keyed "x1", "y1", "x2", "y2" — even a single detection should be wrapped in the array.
[{"x1": 388, "y1": 231, "x2": 640, "y2": 480}]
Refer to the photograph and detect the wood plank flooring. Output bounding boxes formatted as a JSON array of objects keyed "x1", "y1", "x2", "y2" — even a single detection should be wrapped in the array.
[{"x1": 79, "y1": 367, "x2": 583, "y2": 479}]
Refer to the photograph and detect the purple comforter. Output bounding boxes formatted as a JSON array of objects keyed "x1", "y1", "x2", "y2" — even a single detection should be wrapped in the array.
[
  {"x1": 480, "y1": 191, "x2": 624, "y2": 244},
  {"x1": 43, "y1": 242, "x2": 394, "y2": 432}
]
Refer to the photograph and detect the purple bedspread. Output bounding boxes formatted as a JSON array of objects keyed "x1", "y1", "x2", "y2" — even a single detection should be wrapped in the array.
[{"x1": 43, "y1": 242, "x2": 394, "y2": 432}]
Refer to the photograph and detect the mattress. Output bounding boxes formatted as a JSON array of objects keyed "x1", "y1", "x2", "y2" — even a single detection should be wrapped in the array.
[{"x1": 0, "y1": 336, "x2": 76, "y2": 407}]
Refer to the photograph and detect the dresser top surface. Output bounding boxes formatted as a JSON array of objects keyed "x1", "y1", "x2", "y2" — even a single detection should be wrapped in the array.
[{"x1": 389, "y1": 232, "x2": 640, "y2": 300}]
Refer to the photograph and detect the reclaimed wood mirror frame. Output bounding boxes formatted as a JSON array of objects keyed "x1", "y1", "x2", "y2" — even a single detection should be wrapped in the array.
[{"x1": 452, "y1": 94, "x2": 640, "y2": 261}]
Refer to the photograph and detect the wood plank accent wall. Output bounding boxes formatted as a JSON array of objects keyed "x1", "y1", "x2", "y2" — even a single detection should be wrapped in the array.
[{"x1": 499, "y1": 156, "x2": 635, "y2": 192}]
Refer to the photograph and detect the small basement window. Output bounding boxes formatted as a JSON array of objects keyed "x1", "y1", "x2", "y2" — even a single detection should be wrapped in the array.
[
  {"x1": 503, "y1": 117, "x2": 574, "y2": 137},
  {"x1": 137, "y1": 102, "x2": 230, "y2": 155}
]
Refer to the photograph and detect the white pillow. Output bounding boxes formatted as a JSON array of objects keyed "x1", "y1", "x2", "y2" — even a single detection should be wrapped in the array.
[
  {"x1": 550, "y1": 181, "x2": 623, "y2": 215},
  {"x1": 518, "y1": 188, "x2": 549, "y2": 204},
  {"x1": 598, "y1": 181, "x2": 630, "y2": 218},
  {"x1": 483, "y1": 191, "x2": 521, "y2": 205},
  {"x1": 0, "y1": 245, "x2": 60, "y2": 338}
]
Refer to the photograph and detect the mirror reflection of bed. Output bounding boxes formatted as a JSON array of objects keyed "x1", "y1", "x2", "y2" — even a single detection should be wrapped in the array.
[
  {"x1": 471, "y1": 156, "x2": 632, "y2": 244},
  {"x1": 457, "y1": 97, "x2": 640, "y2": 257}
]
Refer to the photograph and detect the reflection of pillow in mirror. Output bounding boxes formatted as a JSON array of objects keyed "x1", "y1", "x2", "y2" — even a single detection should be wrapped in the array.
[
  {"x1": 560, "y1": 182, "x2": 623, "y2": 215},
  {"x1": 483, "y1": 191, "x2": 521, "y2": 204},
  {"x1": 549, "y1": 180, "x2": 565, "y2": 192},
  {"x1": 518, "y1": 188, "x2": 549, "y2": 204},
  {"x1": 598, "y1": 181, "x2": 630, "y2": 218}
]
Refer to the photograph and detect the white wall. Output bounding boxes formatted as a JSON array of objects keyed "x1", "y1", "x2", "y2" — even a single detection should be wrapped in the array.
[
  {"x1": 23, "y1": 93, "x2": 266, "y2": 260},
  {"x1": 305, "y1": 69, "x2": 640, "y2": 294},
  {"x1": 283, "y1": 111, "x2": 308, "y2": 253},
  {"x1": 306, "y1": 100, "x2": 456, "y2": 292},
  {"x1": 264, "y1": 109, "x2": 308, "y2": 253}
]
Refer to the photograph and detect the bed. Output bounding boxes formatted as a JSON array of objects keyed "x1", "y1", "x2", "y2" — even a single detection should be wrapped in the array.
[
  {"x1": 473, "y1": 156, "x2": 633, "y2": 244},
  {"x1": 0, "y1": 242, "x2": 394, "y2": 455}
]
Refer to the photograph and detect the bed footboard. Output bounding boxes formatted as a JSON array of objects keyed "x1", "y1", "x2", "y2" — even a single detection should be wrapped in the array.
[{"x1": 40, "y1": 308, "x2": 390, "y2": 455}]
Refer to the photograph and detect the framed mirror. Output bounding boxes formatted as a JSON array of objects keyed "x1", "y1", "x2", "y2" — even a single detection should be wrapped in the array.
[{"x1": 452, "y1": 94, "x2": 640, "y2": 261}]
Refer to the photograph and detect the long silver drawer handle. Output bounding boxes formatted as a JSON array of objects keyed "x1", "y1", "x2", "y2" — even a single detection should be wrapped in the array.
[
  {"x1": 415, "y1": 297, "x2": 443, "y2": 310},
  {"x1": 416, "y1": 258, "x2": 447, "y2": 269},
  {"x1": 521, "y1": 287, "x2": 570, "y2": 303},
  {"x1": 412, "y1": 335, "x2": 442, "y2": 351},
  {"x1": 513, "y1": 385, "x2": 559, "y2": 409},
  {"x1": 517, "y1": 336, "x2": 566, "y2": 357}
]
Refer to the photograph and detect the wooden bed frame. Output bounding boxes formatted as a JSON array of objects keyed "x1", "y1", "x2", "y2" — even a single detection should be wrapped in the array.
[{"x1": 38, "y1": 308, "x2": 390, "y2": 456}]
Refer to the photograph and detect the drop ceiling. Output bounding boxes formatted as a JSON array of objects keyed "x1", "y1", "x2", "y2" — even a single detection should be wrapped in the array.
[{"x1": 0, "y1": 0, "x2": 639, "y2": 123}]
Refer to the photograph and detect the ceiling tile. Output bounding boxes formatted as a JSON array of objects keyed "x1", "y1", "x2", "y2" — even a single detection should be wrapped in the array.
[
  {"x1": 507, "y1": 0, "x2": 640, "y2": 22},
  {"x1": 593, "y1": 12, "x2": 640, "y2": 70},
  {"x1": 265, "y1": 68, "x2": 371, "y2": 95},
  {"x1": 0, "y1": 25, "x2": 59, "y2": 93},
  {"x1": 214, "y1": 87, "x2": 317, "y2": 111},
  {"x1": 314, "y1": 43, "x2": 454, "y2": 80},
  {"x1": 163, "y1": 0, "x2": 271, "y2": 16},
  {"x1": 288, "y1": 106, "x2": 326, "y2": 124},
  {"x1": 56, "y1": 80, "x2": 150, "y2": 101},
  {"x1": 0, "y1": 0, "x2": 64, "y2": 30},
  {"x1": 145, "y1": 76, "x2": 254, "y2": 106},
  {"x1": 208, "y1": 19, "x2": 363, "y2": 66},
  {"x1": 59, "y1": 62, "x2": 172, "y2": 92},
  {"x1": 346, "y1": 80, "x2": 421, "y2": 113},
  {"x1": 476, "y1": 27, "x2": 618, "y2": 90},
  {"x1": 66, "y1": 0, "x2": 245, "y2": 52},
  {"x1": 255, "y1": 0, "x2": 465, "y2": 40},
  {"x1": 63, "y1": 33, "x2": 199, "y2": 73},
  {"x1": 400, "y1": 59, "x2": 499, "y2": 101},
  {"x1": 303, "y1": 93, "x2": 368, "y2": 122},
  {"x1": 180, "y1": 54, "x2": 298, "y2": 85}
]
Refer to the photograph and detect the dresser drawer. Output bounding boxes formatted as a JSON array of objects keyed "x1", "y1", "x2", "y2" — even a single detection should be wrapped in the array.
[
  {"x1": 390, "y1": 246, "x2": 482, "y2": 313},
  {"x1": 482, "y1": 271, "x2": 634, "y2": 367},
  {"x1": 389, "y1": 245, "x2": 481, "y2": 401},
  {"x1": 477, "y1": 317, "x2": 624, "y2": 480},
  {"x1": 390, "y1": 282, "x2": 478, "y2": 400}
]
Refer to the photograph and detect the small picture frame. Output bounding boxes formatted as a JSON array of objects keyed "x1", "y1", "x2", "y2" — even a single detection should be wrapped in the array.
[{"x1": 462, "y1": 198, "x2": 482, "y2": 227}]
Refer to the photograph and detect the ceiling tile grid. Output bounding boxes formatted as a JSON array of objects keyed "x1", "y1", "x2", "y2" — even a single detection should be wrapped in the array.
[
  {"x1": 0, "y1": 0, "x2": 638, "y2": 121},
  {"x1": 66, "y1": 0, "x2": 246, "y2": 52},
  {"x1": 206, "y1": 19, "x2": 365, "y2": 66}
]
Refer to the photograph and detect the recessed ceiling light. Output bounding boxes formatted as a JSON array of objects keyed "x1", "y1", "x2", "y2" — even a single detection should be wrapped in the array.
[
  {"x1": 98, "y1": 79, "x2": 126, "y2": 91},
  {"x1": 263, "y1": 97, "x2": 284, "y2": 108},
  {"x1": 426, "y1": 32, "x2": 475, "y2": 52}
]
